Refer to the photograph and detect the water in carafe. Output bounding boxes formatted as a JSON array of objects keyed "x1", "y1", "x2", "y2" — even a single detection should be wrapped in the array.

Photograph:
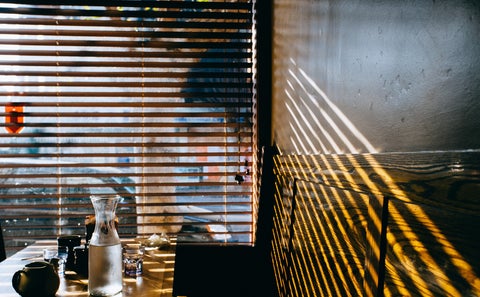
[
  {"x1": 88, "y1": 195, "x2": 123, "y2": 296},
  {"x1": 88, "y1": 243, "x2": 123, "y2": 296}
]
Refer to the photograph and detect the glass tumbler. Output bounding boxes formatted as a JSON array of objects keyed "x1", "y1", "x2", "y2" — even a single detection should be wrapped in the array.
[
  {"x1": 123, "y1": 244, "x2": 145, "y2": 277},
  {"x1": 56, "y1": 246, "x2": 68, "y2": 275}
]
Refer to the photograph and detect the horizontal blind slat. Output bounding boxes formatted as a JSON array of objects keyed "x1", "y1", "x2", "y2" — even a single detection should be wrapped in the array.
[
  {"x1": 0, "y1": 61, "x2": 252, "y2": 68},
  {"x1": 0, "y1": 101, "x2": 252, "y2": 108},
  {"x1": 0, "y1": 28, "x2": 252, "y2": 38},
  {"x1": 0, "y1": 18, "x2": 252, "y2": 30},
  {"x1": 0, "y1": 71, "x2": 252, "y2": 78},
  {"x1": 0, "y1": 49, "x2": 251, "y2": 59},
  {"x1": 0, "y1": 7, "x2": 252, "y2": 20}
]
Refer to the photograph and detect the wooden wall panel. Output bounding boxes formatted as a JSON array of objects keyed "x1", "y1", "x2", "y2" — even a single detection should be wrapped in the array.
[
  {"x1": 289, "y1": 180, "x2": 369, "y2": 296},
  {"x1": 271, "y1": 174, "x2": 294, "y2": 297},
  {"x1": 271, "y1": 151, "x2": 480, "y2": 296},
  {"x1": 385, "y1": 198, "x2": 480, "y2": 296}
]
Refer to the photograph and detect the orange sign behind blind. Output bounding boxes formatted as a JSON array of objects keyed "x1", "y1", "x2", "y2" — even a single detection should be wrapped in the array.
[{"x1": 5, "y1": 103, "x2": 24, "y2": 134}]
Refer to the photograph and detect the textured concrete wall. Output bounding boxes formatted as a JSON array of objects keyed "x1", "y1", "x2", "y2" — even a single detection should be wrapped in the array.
[{"x1": 272, "y1": 0, "x2": 480, "y2": 154}]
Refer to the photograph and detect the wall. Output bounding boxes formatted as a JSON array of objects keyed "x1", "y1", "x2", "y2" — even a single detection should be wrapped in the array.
[
  {"x1": 272, "y1": 0, "x2": 479, "y2": 154},
  {"x1": 269, "y1": 0, "x2": 480, "y2": 296}
]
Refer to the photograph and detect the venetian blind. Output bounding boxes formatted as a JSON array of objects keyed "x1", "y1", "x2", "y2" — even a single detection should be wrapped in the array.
[{"x1": 0, "y1": 0, "x2": 254, "y2": 255}]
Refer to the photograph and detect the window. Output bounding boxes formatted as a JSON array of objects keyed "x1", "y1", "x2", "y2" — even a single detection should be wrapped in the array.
[{"x1": 0, "y1": 0, "x2": 255, "y2": 256}]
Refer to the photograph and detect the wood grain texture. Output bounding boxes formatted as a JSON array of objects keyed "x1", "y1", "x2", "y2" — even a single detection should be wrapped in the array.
[
  {"x1": 385, "y1": 199, "x2": 480, "y2": 297},
  {"x1": 272, "y1": 150, "x2": 480, "y2": 296},
  {"x1": 289, "y1": 180, "x2": 369, "y2": 297},
  {"x1": 274, "y1": 152, "x2": 480, "y2": 210}
]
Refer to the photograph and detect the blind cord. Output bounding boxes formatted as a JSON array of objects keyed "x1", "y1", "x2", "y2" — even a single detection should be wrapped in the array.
[{"x1": 55, "y1": 19, "x2": 62, "y2": 236}]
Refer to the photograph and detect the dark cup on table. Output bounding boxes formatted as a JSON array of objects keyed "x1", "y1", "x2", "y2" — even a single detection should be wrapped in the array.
[
  {"x1": 57, "y1": 235, "x2": 81, "y2": 270},
  {"x1": 73, "y1": 245, "x2": 89, "y2": 277},
  {"x1": 12, "y1": 261, "x2": 60, "y2": 297}
]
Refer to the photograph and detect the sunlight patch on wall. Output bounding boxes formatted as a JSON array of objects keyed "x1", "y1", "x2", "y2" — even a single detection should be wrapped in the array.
[{"x1": 280, "y1": 58, "x2": 378, "y2": 155}]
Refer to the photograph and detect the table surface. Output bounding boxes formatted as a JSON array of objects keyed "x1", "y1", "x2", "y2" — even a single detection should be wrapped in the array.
[{"x1": 0, "y1": 239, "x2": 176, "y2": 297}]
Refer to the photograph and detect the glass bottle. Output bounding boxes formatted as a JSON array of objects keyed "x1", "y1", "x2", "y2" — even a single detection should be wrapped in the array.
[{"x1": 88, "y1": 195, "x2": 123, "y2": 296}]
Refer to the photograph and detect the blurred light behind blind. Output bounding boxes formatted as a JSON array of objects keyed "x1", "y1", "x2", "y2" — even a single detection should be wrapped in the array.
[{"x1": 0, "y1": 0, "x2": 254, "y2": 255}]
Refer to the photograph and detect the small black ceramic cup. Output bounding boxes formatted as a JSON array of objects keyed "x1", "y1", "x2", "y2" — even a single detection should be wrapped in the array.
[
  {"x1": 73, "y1": 245, "x2": 88, "y2": 276},
  {"x1": 12, "y1": 261, "x2": 60, "y2": 297},
  {"x1": 57, "y1": 235, "x2": 81, "y2": 270}
]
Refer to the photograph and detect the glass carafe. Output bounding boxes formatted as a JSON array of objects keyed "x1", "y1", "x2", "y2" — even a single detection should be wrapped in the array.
[{"x1": 88, "y1": 195, "x2": 123, "y2": 296}]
